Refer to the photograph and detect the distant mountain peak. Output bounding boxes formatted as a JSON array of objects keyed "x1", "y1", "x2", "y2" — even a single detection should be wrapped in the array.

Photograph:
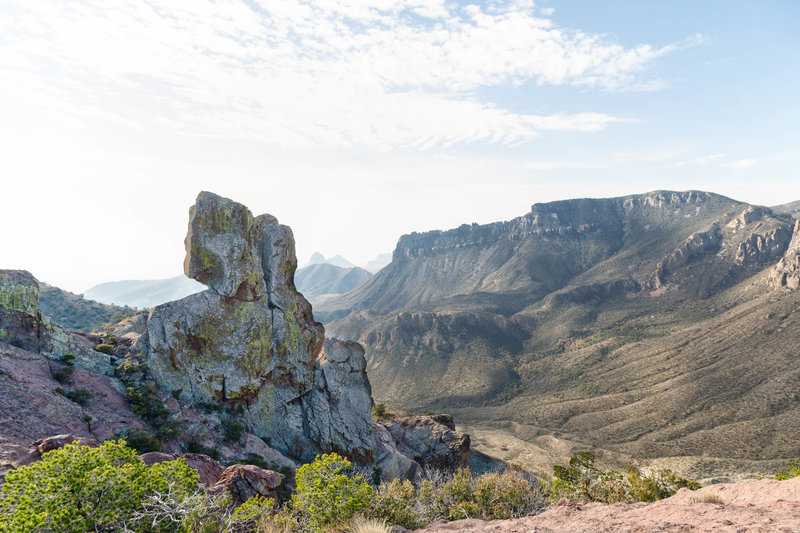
[
  {"x1": 308, "y1": 252, "x2": 326, "y2": 264},
  {"x1": 304, "y1": 252, "x2": 356, "y2": 269}
]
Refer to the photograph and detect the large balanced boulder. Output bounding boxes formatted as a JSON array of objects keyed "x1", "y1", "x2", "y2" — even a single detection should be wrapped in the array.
[{"x1": 135, "y1": 192, "x2": 377, "y2": 463}]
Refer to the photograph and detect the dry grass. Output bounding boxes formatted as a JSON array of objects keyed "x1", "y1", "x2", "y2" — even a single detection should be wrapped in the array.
[
  {"x1": 348, "y1": 515, "x2": 390, "y2": 533},
  {"x1": 688, "y1": 492, "x2": 724, "y2": 505}
]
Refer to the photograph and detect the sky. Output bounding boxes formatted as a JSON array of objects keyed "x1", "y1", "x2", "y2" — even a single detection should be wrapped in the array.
[{"x1": 1, "y1": 0, "x2": 798, "y2": 294}]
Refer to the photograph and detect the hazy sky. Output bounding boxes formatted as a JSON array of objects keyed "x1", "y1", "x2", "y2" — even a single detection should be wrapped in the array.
[{"x1": 1, "y1": 0, "x2": 798, "y2": 293}]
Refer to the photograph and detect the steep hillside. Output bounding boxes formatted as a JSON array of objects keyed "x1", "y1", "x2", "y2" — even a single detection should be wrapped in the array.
[
  {"x1": 318, "y1": 190, "x2": 800, "y2": 477},
  {"x1": 38, "y1": 284, "x2": 137, "y2": 333},
  {"x1": 294, "y1": 263, "x2": 372, "y2": 304},
  {"x1": 774, "y1": 199, "x2": 800, "y2": 218},
  {"x1": 83, "y1": 275, "x2": 204, "y2": 309}
]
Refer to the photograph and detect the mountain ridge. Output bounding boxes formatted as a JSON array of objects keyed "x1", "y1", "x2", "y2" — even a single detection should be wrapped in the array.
[{"x1": 317, "y1": 189, "x2": 800, "y2": 478}]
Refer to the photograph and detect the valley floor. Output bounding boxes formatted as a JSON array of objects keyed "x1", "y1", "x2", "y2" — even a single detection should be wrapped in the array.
[
  {"x1": 461, "y1": 423, "x2": 788, "y2": 484},
  {"x1": 412, "y1": 476, "x2": 800, "y2": 533}
]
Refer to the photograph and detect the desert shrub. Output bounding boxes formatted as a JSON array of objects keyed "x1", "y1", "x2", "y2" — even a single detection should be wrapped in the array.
[
  {"x1": 688, "y1": 492, "x2": 724, "y2": 504},
  {"x1": 222, "y1": 414, "x2": 246, "y2": 443},
  {"x1": 95, "y1": 343, "x2": 115, "y2": 355},
  {"x1": 0, "y1": 440, "x2": 199, "y2": 533},
  {"x1": 550, "y1": 452, "x2": 699, "y2": 503},
  {"x1": 56, "y1": 387, "x2": 100, "y2": 406},
  {"x1": 348, "y1": 515, "x2": 390, "y2": 533},
  {"x1": 776, "y1": 456, "x2": 800, "y2": 480},
  {"x1": 51, "y1": 366, "x2": 74, "y2": 383},
  {"x1": 186, "y1": 440, "x2": 221, "y2": 461},
  {"x1": 126, "y1": 384, "x2": 168, "y2": 423},
  {"x1": 369, "y1": 479, "x2": 419, "y2": 529},
  {"x1": 371, "y1": 403, "x2": 393, "y2": 421},
  {"x1": 115, "y1": 358, "x2": 144, "y2": 383},
  {"x1": 625, "y1": 466, "x2": 700, "y2": 501},
  {"x1": 121, "y1": 428, "x2": 163, "y2": 453},
  {"x1": 472, "y1": 470, "x2": 545, "y2": 519},
  {"x1": 280, "y1": 453, "x2": 373, "y2": 532},
  {"x1": 368, "y1": 468, "x2": 544, "y2": 528},
  {"x1": 429, "y1": 469, "x2": 544, "y2": 521}
]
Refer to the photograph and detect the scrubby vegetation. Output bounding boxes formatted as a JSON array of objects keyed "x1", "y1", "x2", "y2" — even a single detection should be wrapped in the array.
[
  {"x1": 0, "y1": 440, "x2": 198, "y2": 533},
  {"x1": 776, "y1": 455, "x2": 800, "y2": 480},
  {"x1": 370, "y1": 403, "x2": 393, "y2": 421},
  {"x1": 0, "y1": 443, "x2": 701, "y2": 533},
  {"x1": 368, "y1": 468, "x2": 544, "y2": 529},
  {"x1": 549, "y1": 452, "x2": 700, "y2": 503}
]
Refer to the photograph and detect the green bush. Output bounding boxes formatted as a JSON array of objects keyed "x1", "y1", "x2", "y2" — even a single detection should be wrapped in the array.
[
  {"x1": 370, "y1": 479, "x2": 419, "y2": 529},
  {"x1": 0, "y1": 440, "x2": 199, "y2": 533},
  {"x1": 51, "y1": 366, "x2": 74, "y2": 383},
  {"x1": 776, "y1": 456, "x2": 800, "y2": 480},
  {"x1": 368, "y1": 468, "x2": 544, "y2": 528},
  {"x1": 280, "y1": 453, "x2": 373, "y2": 532},
  {"x1": 115, "y1": 358, "x2": 143, "y2": 383},
  {"x1": 95, "y1": 343, "x2": 115, "y2": 355},
  {"x1": 550, "y1": 452, "x2": 699, "y2": 503},
  {"x1": 121, "y1": 429, "x2": 163, "y2": 454},
  {"x1": 56, "y1": 387, "x2": 100, "y2": 406},
  {"x1": 126, "y1": 384, "x2": 168, "y2": 423},
  {"x1": 186, "y1": 440, "x2": 220, "y2": 461},
  {"x1": 371, "y1": 403, "x2": 394, "y2": 421},
  {"x1": 221, "y1": 415, "x2": 245, "y2": 443}
]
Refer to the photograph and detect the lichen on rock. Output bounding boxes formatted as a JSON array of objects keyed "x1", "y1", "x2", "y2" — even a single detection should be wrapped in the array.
[{"x1": 136, "y1": 192, "x2": 382, "y2": 464}]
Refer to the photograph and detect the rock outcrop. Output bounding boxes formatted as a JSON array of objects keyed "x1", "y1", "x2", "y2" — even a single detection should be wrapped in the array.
[
  {"x1": 0, "y1": 270, "x2": 45, "y2": 352},
  {"x1": 770, "y1": 219, "x2": 800, "y2": 289},
  {"x1": 380, "y1": 415, "x2": 470, "y2": 471},
  {"x1": 135, "y1": 192, "x2": 382, "y2": 465},
  {"x1": 140, "y1": 451, "x2": 226, "y2": 487},
  {"x1": 211, "y1": 464, "x2": 285, "y2": 506},
  {"x1": 648, "y1": 228, "x2": 722, "y2": 289},
  {"x1": 0, "y1": 269, "x2": 115, "y2": 375}
]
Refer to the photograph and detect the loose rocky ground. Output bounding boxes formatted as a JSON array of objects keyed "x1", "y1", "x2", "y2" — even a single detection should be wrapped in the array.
[{"x1": 412, "y1": 476, "x2": 800, "y2": 533}]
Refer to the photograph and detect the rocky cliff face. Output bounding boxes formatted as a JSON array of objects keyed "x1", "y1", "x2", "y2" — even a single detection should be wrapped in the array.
[
  {"x1": 770, "y1": 219, "x2": 800, "y2": 289},
  {"x1": 135, "y1": 192, "x2": 375, "y2": 462},
  {"x1": 0, "y1": 270, "x2": 44, "y2": 352}
]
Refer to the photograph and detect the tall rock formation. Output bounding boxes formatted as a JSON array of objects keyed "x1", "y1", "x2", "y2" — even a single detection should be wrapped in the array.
[
  {"x1": 770, "y1": 219, "x2": 800, "y2": 289},
  {"x1": 0, "y1": 270, "x2": 44, "y2": 352},
  {"x1": 135, "y1": 192, "x2": 376, "y2": 463}
]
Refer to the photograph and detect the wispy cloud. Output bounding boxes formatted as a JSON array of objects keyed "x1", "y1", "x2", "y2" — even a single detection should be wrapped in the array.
[
  {"x1": 720, "y1": 158, "x2": 757, "y2": 168},
  {"x1": 670, "y1": 153, "x2": 758, "y2": 169},
  {"x1": 0, "y1": 0, "x2": 697, "y2": 150},
  {"x1": 673, "y1": 153, "x2": 724, "y2": 167}
]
